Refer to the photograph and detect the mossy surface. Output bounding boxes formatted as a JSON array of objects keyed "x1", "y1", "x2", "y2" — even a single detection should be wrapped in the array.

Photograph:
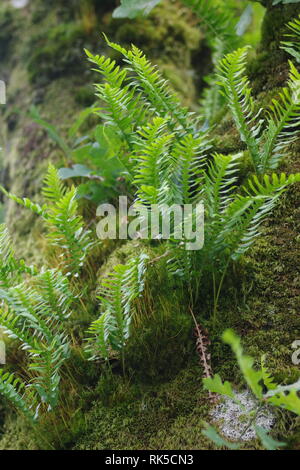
[{"x1": 0, "y1": 0, "x2": 299, "y2": 452}]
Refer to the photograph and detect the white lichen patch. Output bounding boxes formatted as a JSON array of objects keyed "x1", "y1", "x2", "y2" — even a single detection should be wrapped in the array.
[{"x1": 210, "y1": 390, "x2": 275, "y2": 441}]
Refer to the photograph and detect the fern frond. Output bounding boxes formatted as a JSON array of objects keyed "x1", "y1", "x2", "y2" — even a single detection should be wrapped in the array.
[
  {"x1": 281, "y1": 14, "x2": 300, "y2": 62},
  {"x1": 85, "y1": 48, "x2": 149, "y2": 150},
  {"x1": 0, "y1": 369, "x2": 37, "y2": 422},
  {"x1": 0, "y1": 185, "x2": 46, "y2": 217},
  {"x1": 133, "y1": 117, "x2": 174, "y2": 205},
  {"x1": 33, "y1": 269, "x2": 74, "y2": 321},
  {"x1": 42, "y1": 164, "x2": 67, "y2": 203},
  {"x1": 87, "y1": 253, "x2": 148, "y2": 359},
  {"x1": 85, "y1": 310, "x2": 117, "y2": 361},
  {"x1": 46, "y1": 185, "x2": 93, "y2": 275},
  {"x1": 218, "y1": 47, "x2": 263, "y2": 169},
  {"x1": 201, "y1": 152, "x2": 241, "y2": 220},
  {"x1": 171, "y1": 133, "x2": 209, "y2": 204},
  {"x1": 85, "y1": 49, "x2": 128, "y2": 87},
  {"x1": 0, "y1": 224, "x2": 37, "y2": 290},
  {"x1": 200, "y1": 38, "x2": 227, "y2": 125},
  {"x1": 260, "y1": 61, "x2": 300, "y2": 172},
  {"x1": 261, "y1": 355, "x2": 278, "y2": 391},
  {"x1": 105, "y1": 37, "x2": 198, "y2": 135},
  {"x1": 212, "y1": 172, "x2": 300, "y2": 260},
  {"x1": 28, "y1": 336, "x2": 69, "y2": 410},
  {"x1": 181, "y1": 0, "x2": 238, "y2": 49}
]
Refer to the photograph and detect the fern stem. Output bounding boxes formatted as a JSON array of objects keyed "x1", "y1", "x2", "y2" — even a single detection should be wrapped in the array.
[{"x1": 212, "y1": 258, "x2": 231, "y2": 326}]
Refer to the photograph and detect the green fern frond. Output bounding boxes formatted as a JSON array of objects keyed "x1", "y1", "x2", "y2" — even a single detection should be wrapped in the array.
[
  {"x1": 87, "y1": 253, "x2": 148, "y2": 359},
  {"x1": 33, "y1": 269, "x2": 74, "y2": 321},
  {"x1": 133, "y1": 117, "x2": 174, "y2": 205},
  {"x1": 171, "y1": 133, "x2": 209, "y2": 204},
  {"x1": 28, "y1": 337, "x2": 69, "y2": 410},
  {"x1": 212, "y1": 172, "x2": 300, "y2": 260},
  {"x1": 105, "y1": 37, "x2": 198, "y2": 135},
  {"x1": 201, "y1": 152, "x2": 241, "y2": 220},
  {"x1": 200, "y1": 38, "x2": 227, "y2": 125},
  {"x1": 0, "y1": 185, "x2": 47, "y2": 217},
  {"x1": 85, "y1": 310, "x2": 117, "y2": 361},
  {"x1": 0, "y1": 224, "x2": 38, "y2": 290},
  {"x1": 0, "y1": 370, "x2": 37, "y2": 422},
  {"x1": 261, "y1": 355, "x2": 278, "y2": 391},
  {"x1": 281, "y1": 14, "x2": 300, "y2": 62},
  {"x1": 85, "y1": 48, "x2": 149, "y2": 151},
  {"x1": 260, "y1": 61, "x2": 300, "y2": 172},
  {"x1": 42, "y1": 164, "x2": 67, "y2": 203},
  {"x1": 85, "y1": 49, "x2": 128, "y2": 87},
  {"x1": 218, "y1": 47, "x2": 263, "y2": 170},
  {"x1": 181, "y1": 0, "x2": 238, "y2": 49},
  {"x1": 46, "y1": 185, "x2": 93, "y2": 275}
]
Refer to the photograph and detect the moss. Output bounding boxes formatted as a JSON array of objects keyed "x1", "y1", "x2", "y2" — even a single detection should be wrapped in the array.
[
  {"x1": 248, "y1": 1, "x2": 300, "y2": 92},
  {"x1": 74, "y1": 366, "x2": 211, "y2": 450}
]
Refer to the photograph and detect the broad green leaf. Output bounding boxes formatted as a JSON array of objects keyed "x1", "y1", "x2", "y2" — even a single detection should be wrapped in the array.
[
  {"x1": 113, "y1": 0, "x2": 161, "y2": 19},
  {"x1": 203, "y1": 374, "x2": 235, "y2": 400},
  {"x1": 265, "y1": 380, "x2": 300, "y2": 415},
  {"x1": 58, "y1": 164, "x2": 95, "y2": 180}
]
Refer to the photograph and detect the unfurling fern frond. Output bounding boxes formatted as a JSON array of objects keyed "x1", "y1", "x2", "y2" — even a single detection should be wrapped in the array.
[
  {"x1": 281, "y1": 14, "x2": 300, "y2": 63},
  {"x1": 86, "y1": 253, "x2": 148, "y2": 361},
  {"x1": 218, "y1": 47, "x2": 263, "y2": 170}
]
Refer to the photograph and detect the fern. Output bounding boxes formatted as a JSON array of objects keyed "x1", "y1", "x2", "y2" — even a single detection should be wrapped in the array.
[
  {"x1": 0, "y1": 227, "x2": 73, "y2": 417},
  {"x1": 181, "y1": 0, "x2": 238, "y2": 49},
  {"x1": 218, "y1": 47, "x2": 262, "y2": 170},
  {"x1": 103, "y1": 37, "x2": 199, "y2": 136},
  {"x1": 0, "y1": 165, "x2": 94, "y2": 276},
  {"x1": 281, "y1": 13, "x2": 300, "y2": 62},
  {"x1": 86, "y1": 253, "x2": 148, "y2": 362},
  {"x1": 218, "y1": 48, "x2": 300, "y2": 173},
  {"x1": 260, "y1": 61, "x2": 300, "y2": 172},
  {"x1": 0, "y1": 370, "x2": 37, "y2": 422}
]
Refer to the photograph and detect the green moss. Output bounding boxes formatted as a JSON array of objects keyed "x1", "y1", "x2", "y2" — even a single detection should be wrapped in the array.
[{"x1": 74, "y1": 366, "x2": 210, "y2": 450}]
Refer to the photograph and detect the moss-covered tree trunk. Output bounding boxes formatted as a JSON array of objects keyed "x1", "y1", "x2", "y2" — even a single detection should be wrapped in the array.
[{"x1": 250, "y1": 0, "x2": 300, "y2": 90}]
